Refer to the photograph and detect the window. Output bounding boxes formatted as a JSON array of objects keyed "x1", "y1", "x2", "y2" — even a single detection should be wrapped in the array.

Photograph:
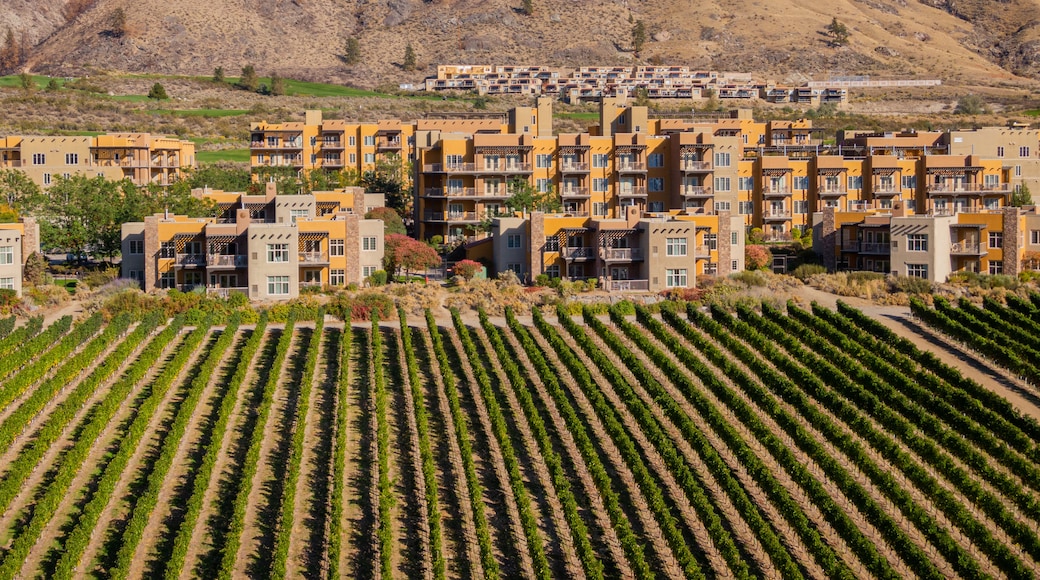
[
  {"x1": 127, "y1": 240, "x2": 143, "y2": 255},
  {"x1": 42, "y1": 173, "x2": 51, "y2": 186},
  {"x1": 592, "y1": 154, "x2": 609, "y2": 168},
  {"x1": 593, "y1": 178, "x2": 609, "y2": 192},
  {"x1": 1021, "y1": 146, "x2": 1031, "y2": 157},
  {"x1": 364, "y1": 135, "x2": 375, "y2": 146},
  {"x1": 706, "y1": 233, "x2": 717, "y2": 250},
  {"x1": 267, "y1": 275, "x2": 290, "y2": 295},
  {"x1": 847, "y1": 175, "x2": 863, "y2": 189},
  {"x1": 648, "y1": 177, "x2": 664, "y2": 192},
  {"x1": 159, "y1": 242, "x2": 175, "y2": 258},
  {"x1": 507, "y1": 263, "x2": 524, "y2": 275},
  {"x1": 793, "y1": 200, "x2": 808, "y2": 214},
  {"x1": 330, "y1": 269, "x2": 345, "y2": 286},
  {"x1": 732, "y1": 260, "x2": 739, "y2": 272},
  {"x1": 906, "y1": 264, "x2": 928, "y2": 278},
  {"x1": 648, "y1": 201, "x2": 664, "y2": 212},
  {"x1": 545, "y1": 265, "x2": 560, "y2": 278},
  {"x1": 998, "y1": 146, "x2": 1005, "y2": 157},
  {"x1": 714, "y1": 201, "x2": 731, "y2": 212},
  {"x1": 984, "y1": 174, "x2": 1000, "y2": 188},
  {"x1": 544, "y1": 236, "x2": 560, "y2": 251},
  {"x1": 65, "y1": 153, "x2": 78, "y2": 165},
  {"x1": 738, "y1": 201, "x2": 753, "y2": 215},
  {"x1": 907, "y1": 234, "x2": 928, "y2": 252},
  {"x1": 536, "y1": 178, "x2": 551, "y2": 193},
  {"x1": 330, "y1": 239, "x2": 345, "y2": 256},
  {"x1": 1031, "y1": 230, "x2": 1040, "y2": 245},
  {"x1": 593, "y1": 202, "x2": 608, "y2": 216},
  {"x1": 349, "y1": 153, "x2": 357, "y2": 164},
  {"x1": 738, "y1": 177, "x2": 754, "y2": 190},
  {"x1": 793, "y1": 176, "x2": 809, "y2": 190},
  {"x1": 62, "y1": 173, "x2": 70, "y2": 179},
  {"x1": 648, "y1": 153, "x2": 664, "y2": 168},
  {"x1": 159, "y1": 271, "x2": 175, "y2": 289},
  {"x1": 348, "y1": 135, "x2": 356, "y2": 146},
  {"x1": 901, "y1": 175, "x2": 916, "y2": 189},
  {"x1": 0, "y1": 247, "x2": 12, "y2": 265},
  {"x1": 1016, "y1": 165, "x2": 1023, "y2": 177},
  {"x1": 666, "y1": 268, "x2": 688, "y2": 288},
  {"x1": 364, "y1": 153, "x2": 375, "y2": 163},
  {"x1": 713, "y1": 152, "x2": 731, "y2": 167},
  {"x1": 363, "y1": 236, "x2": 378, "y2": 251},
  {"x1": 989, "y1": 261, "x2": 1004, "y2": 275},
  {"x1": 290, "y1": 209, "x2": 309, "y2": 223},
  {"x1": 507, "y1": 234, "x2": 522, "y2": 249},
  {"x1": 536, "y1": 154, "x2": 552, "y2": 168},
  {"x1": 713, "y1": 177, "x2": 731, "y2": 192},
  {"x1": 666, "y1": 238, "x2": 687, "y2": 256},
  {"x1": 0, "y1": 277, "x2": 14, "y2": 290},
  {"x1": 984, "y1": 198, "x2": 999, "y2": 210},
  {"x1": 731, "y1": 231, "x2": 739, "y2": 245},
  {"x1": 989, "y1": 231, "x2": 1004, "y2": 249},
  {"x1": 32, "y1": 153, "x2": 45, "y2": 165},
  {"x1": 267, "y1": 243, "x2": 289, "y2": 263}
]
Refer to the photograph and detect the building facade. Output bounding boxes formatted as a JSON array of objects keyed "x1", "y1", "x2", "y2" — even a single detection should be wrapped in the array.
[{"x1": 0, "y1": 218, "x2": 39, "y2": 297}]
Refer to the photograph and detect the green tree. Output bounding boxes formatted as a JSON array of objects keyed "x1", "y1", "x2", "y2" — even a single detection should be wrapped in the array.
[
  {"x1": 0, "y1": 168, "x2": 40, "y2": 210},
  {"x1": 17, "y1": 72, "x2": 33, "y2": 91},
  {"x1": 521, "y1": 0, "x2": 534, "y2": 15},
  {"x1": 362, "y1": 153, "x2": 412, "y2": 214},
  {"x1": 1011, "y1": 183, "x2": 1033, "y2": 206},
  {"x1": 505, "y1": 178, "x2": 560, "y2": 217},
  {"x1": 955, "y1": 94, "x2": 987, "y2": 115},
  {"x1": 366, "y1": 207, "x2": 407, "y2": 236},
  {"x1": 22, "y1": 252, "x2": 48, "y2": 286},
  {"x1": 826, "y1": 17, "x2": 849, "y2": 47},
  {"x1": 270, "y1": 74, "x2": 286, "y2": 96},
  {"x1": 182, "y1": 164, "x2": 252, "y2": 191},
  {"x1": 631, "y1": 20, "x2": 647, "y2": 55},
  {"x1": 402, "y1": 43, "x2": 417, "y2": 71},
  {"x1": 110, "y1": 8, "x2": 128, "y2": 38},
  {"x1": 45, "y1": 78, "x2": 60, "y2": 91},
  {"x1": 147, "y1": 82, "x2": 168, "y2": 100},
  {"x1": 213, "y1": 66, "x2": 225, "y2": 83},
  {"x1": 239, "y1": 64, "x2": 259, "y2": 92},
  {"x1": 344, "y1": 37, "x2": 361, "y2": 65},
  {"x1": 145, "y1": 181, "x2": 217, "y2": 217}
]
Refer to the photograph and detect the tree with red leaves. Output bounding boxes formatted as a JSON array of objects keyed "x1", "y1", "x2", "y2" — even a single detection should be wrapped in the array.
[{"x1": 384, "y1": 234, "x2": 440, "y2": 278}]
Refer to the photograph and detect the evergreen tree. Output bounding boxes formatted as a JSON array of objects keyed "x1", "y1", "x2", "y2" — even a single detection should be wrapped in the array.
[
  {"x1": 0, "y1": 28, "x2": 17, "y2": 72},
  {"x1": 110, "y1": 8, "x2": 128, "y2": 38},
  {"x1": 402, "y1": 43, "x2": 417, "y2": 71},
  {"x1": 631, "y1": 20, "x2": 647, "y2": 55},
  {"x1": 18, "y1": 72, "x2": 34, "y2": 91},
  {"x1": 147, "y1": 82, "x2": 168, "y2": 100},
  {"x1": 213, "y1": 66, "x2": 225, "y2": 83},
  {"x1": 239, "y1": 65, "x2": 259, "y2": 92},
  {"x1": 1011, "y1": 184, "x2": 1033, "y2": 207},
  {"x1": 344, "y1": 37, "x2": 361, "y2": 65},
  {"x1": 270, "y1": 74, "x2": 285, "y2": 96},
  {"x1": 826, "y1": 17, "x2": 849, "y2": 47}
]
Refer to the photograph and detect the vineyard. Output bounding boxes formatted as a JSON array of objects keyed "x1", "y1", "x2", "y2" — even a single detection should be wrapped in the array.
[{"x1": 0, "y1": 298, "x2": 1038, "y2": 579}]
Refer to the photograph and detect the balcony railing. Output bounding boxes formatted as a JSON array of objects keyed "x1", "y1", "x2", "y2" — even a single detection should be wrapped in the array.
[
  {"x1": 950, "y1": 241, "x2": 984, "y2": 255},
  {"x1": 681, "y1": 161, "x2": 712, "y2": 172},
  {"x1": 617, "y1": 186, "x2": 648, "y2": 197},
  {"x1": 176, "y1": 254, "x2": 206, "y2": 267},
  {"x1": 561, "y1": 162, "x2": 590, "y2": 172},
  {"x1": 208, "y1": 255, "x2": 247, "y2": 267},
  {"x1": 842, "y1": 241, "x2": 861, "y2": 252},
  {"x1": 425, "y1": 188, "x2": 481, "y2": 197},
  {"x1": 299, "y1": 251, "x2": 330, "y2": 264},
  {"x1": 616, "y1": 162, "x2": 647, "y2": 172},
  {"x1": 817, "y1": 185, "x2": 847, "y2": 196},
  {"x1": 606, "y1": 279, "x2": 650, "y2": 291},
  {"x1": 762, "y1": 187, "x2": 791, "y2": 197},
  {"x1": 482, "y1": 163, "x2": 532, "y2": 173},
  {"x1": 207, "y1": 287, "x2": 249, "y2": 298},
  {"x1": 377, "y1": 138, "x2": 402, "y2": 150},
  {"x1": 251, "y1": 141, "x2": 303, "y2": 149},
  {"x1": 681, "y1": 186, "x2": 713, "y2": 198},
  {"x1": 562, "y1": 247, "x2": 594, "y2": 259},
  {"x1": 0, "y1": 160, "x2": 21, "y2": 168},
  {"x1": 763, "y1": 209, "x2": 791, "y2": 220},
  {"x1": 560, "y1": 188, "x2": 591, "y2": 198},
  {"x1": 423, "y1": 211, "x2": 480, "y2": 221},
  {"x1": 861, "y1": 242, "x2": 890, "y2": 254},
  {"x1": 423, "y1": 163, "x2": 476, "y2": 173},
  {"x1": 321, "y1": 140, "x2": 343, "y2": 149},
  {"x1": 600, "y1": 248, "x2": 643, "y2": 261},
  {"x1": 694, "y1": 245, "x2": 712, "y2": 257},
  {"x1": 927, "y1": 183, "x2": 1010, "y2": 195}
]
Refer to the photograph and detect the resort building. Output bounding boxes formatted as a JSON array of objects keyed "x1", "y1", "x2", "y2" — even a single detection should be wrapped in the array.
[
  {"x1": 0, "y1": 217, "x2": 38, "y2": 297},
  {"x1": 121, "y1": 184, "x2": 384, "y2": 299},
  {"x1": 0, "y1": 134, "x2": 195, "y2": 188}
]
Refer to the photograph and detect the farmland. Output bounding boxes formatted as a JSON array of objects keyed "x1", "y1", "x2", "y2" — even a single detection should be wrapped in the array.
[{"x1": 0, "y1": 299, "x2": 1038, "y2": 579}]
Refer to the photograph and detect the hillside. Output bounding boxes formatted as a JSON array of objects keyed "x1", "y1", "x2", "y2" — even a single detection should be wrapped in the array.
[{"x1": 3, "y1": 0, "x2": 1040, "y2": 89}]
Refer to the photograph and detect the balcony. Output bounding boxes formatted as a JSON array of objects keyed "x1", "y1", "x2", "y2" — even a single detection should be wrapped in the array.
[
  {"x1": 377, "y1": 138, "x2": 402, "y2": 150},
  {"x1": 861, "y1": 242, "x2": 891, "y2": 254},
  {"x1": 694, "y1": 245, "x2": 712, "y2": 257},
  {"x1": 251, "y1": 141, "x2": 303, "y2": 150},
  {"x1": 927, "y1": 183, "x2": 1010, "y2": 196},
  {"x1": 617, "y1": 186, "x2": 648, "y2": 198},
  {"x1": 321, "y1": 139, "x2": 343, "y2": 149},
  {"x1": 680, "y1": 160, "x2": 712, "y2": 172},
  {"x1": 817, "y1": 185, "x2": 847, "y2": 197},
  {"x1": 606, "y1": 279, "x2": 650, "y2": 291},
  {"x1": 0, "y1": 160, "x2": 21, "y2": 168},
  {"x1": 560, "y1": 187, "x2": 591, "y2": 199},
  {"x1": 208, "y1": 255, "x2": 247, "y2": 268},
  {"x1": 423, "y1": 211, "x2": 480, "y2": 222},
  {"x1": 950, "y1": 241, "x2": 985, "y2": 255},
  {"x1": 176, "y1": 254, "x2": 206, "y2": 267},
  {"x1": 299, "y1": 251, "x2": 330, "y2": 264},
  {"x1": 841, "y1": 241, "x2": 861, "y2": 252},
  {"x1": 600, "y1": 248, "x2": 644, "y2": 261},
  {"x1": 762, "y1": 187, "x2": 791, "y2": 198},
  {"x1": 872, "y1": 184, "x2": 901, "y2": 197},
  {"x1": 763, "y1": 209, "x2": 791, "y2": 221},
  {"x1": 424, "y1": 188, "x2": 484, "y2": 198},
  {"x1": 207, "y1": 287, "x2": 249, "y2": 298},
  {"x1": 480, "y1": 163, "x2": 532, "y2": 174},
  {"x1": 322, "y1": 157, "x2": 344, "y2": 167},
  {"x1": 561, "y1": 247, "x2": 594, "y2": 260},
  {"x1": 616, "y1": 162, "x2": 647, "y2": 173},
  {"x1": 423, "y1": 163, "x2": 476, "y2": 173},
  {"x1": 560, "y1": 162, "x2": 589, "y2": 173},
  {"x1": 681, "y1": 186, "x2": 713, "y2": 198}
]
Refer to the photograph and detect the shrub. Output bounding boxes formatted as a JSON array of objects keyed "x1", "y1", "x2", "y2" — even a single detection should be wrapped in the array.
[
  {"x1": 745, "y1": 245, "x2": 771, "y2": 270},
  {"x1": 888, "y1": 274, "x2": 933, "y2": 294},
  {"x1": 23, "y1": 252, "x2": 49, "y2": 286},
  {"x1": 534, "y1": 274, "x2": 550, "y2": 287},
  {"x1": 747, "y1": 227, "x2": 764, "y2": 244},
  {"x1": 453, "y1": 259, "x2": 483, "y2": 281},
  {"x1": 81, "y1": 267, "x2": 119, "y2": 289},
  {"x1": 791, "y1": 263, "x2": 827, "y2": 281},
  {"x1": 368, "y1": 270, "x2": 388, "y2": 286}
]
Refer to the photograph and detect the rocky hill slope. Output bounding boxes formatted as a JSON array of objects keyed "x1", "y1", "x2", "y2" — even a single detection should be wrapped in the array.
[{"x1": 2, "y1": 0, "x2": 1039, "y2": 89}]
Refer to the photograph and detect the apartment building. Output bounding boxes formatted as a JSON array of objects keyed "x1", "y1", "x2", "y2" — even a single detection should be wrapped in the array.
[
  {"x1": 491, "y1": 206, "x2": 743, "y2": 290},
  {"x1": 816, "y1": 203, "x2": 1038, "y2": 282},
  {"x1": 0, "y1": 134, "x2": 195, "y2": 189},
  {"x1": 121, "y1": 184, "x2": 384, "y2": 299},
  {"x1": 0, "y1": 217, "x2": 39, "y2": 297}
]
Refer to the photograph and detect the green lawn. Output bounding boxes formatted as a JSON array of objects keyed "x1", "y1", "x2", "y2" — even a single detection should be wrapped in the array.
[
  {"x1": 197, "y1": 149, "x2": 250, "y2": 163},
  {"x1": 0, "y1": 74, "x2": 61, "y2": 89},
  {"x1": 1023, "y1": 110, "x2": 1040, "y2": 117}
]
